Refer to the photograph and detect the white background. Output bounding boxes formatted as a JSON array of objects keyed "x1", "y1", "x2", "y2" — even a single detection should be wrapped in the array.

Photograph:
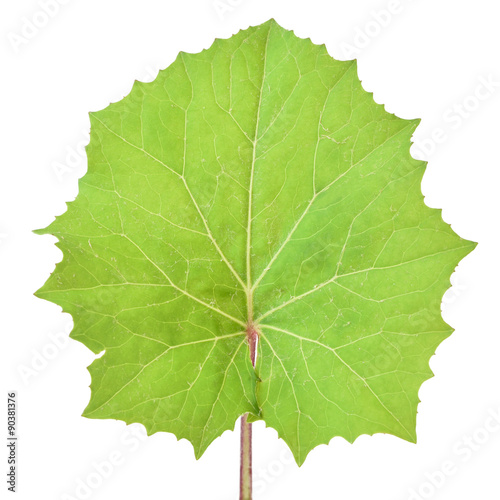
[{"x1": 1, "y1": 1, "x2": 499, "y2": 499}]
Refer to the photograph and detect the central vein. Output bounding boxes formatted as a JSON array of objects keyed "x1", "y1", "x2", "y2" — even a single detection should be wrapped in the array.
[{"x1": 245, "y1": 23, "x2": 271, "y2": 365}]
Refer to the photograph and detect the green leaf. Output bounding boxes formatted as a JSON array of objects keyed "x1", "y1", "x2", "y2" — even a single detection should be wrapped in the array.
[{"x1": 35, "y1": 19, "x2": 475, "y2": 465}]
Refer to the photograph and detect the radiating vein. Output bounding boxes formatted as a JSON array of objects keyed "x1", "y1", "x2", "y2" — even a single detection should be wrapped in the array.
[
  {"x1": 260, "y1": 324, "x2": 413, "y2": 439},
  {"x1": 256, "y1": 246, "x2": 467, "y2": 323},
  {"x1": 120, "y1": 232, "x2": 246, "y2": 327},
  {"x1": 251, "y1": 120, "x2": 414, "y2": 292},
  {"x1": 85, "y1": 331, "x2": 245, "y2": 416},
  {"x1": 92, "y1": 114, "x2": 248, "y2": 292}
]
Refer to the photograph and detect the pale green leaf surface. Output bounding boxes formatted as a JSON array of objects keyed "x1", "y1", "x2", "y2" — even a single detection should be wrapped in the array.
[{"x1": 35, "y1": 19, "x2": 475, "y2": 464}]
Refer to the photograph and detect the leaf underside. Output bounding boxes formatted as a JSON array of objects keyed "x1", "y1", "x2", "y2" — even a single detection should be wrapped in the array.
[{"x1": 35, "y1": 19, "x2": 475, "y2": 465}]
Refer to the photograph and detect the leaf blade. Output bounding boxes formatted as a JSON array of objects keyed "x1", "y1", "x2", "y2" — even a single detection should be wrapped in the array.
[{"x1": 35, "y1": 19, "x2": 476, "y2": 464}]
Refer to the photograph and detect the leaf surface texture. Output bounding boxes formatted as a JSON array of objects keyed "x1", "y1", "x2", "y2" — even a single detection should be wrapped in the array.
[{"x1": 36, "y1": 20, "x2": 475, "y2": 464}]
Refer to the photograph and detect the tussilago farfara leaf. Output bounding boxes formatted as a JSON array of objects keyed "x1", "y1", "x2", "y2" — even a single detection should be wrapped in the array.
[{"x1": 35, "y1": 19, "x2": 475, "y2": 465}]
